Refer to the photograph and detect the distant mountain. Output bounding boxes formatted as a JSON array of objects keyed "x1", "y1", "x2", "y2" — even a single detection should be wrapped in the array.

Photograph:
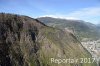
[
  {"x1": 38, "y1": 17, "x2": 100, "y2": 41},
  {"x1": 0, "y1": 13, "x2": 97, "y2": 66},
  {"x1": 96, "y1": 24, "x2": 100, "y2": 29}
]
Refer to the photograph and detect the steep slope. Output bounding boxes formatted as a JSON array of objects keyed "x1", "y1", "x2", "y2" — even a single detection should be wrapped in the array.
[
  {"x1": 0, "y1": 13, "x2": 97, "y2": 66},
  {"x1": 38, "y1": 17, "x2": 100, "y2": 41}
]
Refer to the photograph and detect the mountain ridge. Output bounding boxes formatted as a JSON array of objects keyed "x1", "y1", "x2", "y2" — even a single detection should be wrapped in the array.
[
  {"x1": 0, "y1": 13, "x2": 97, "y2": 66},
  {"x1": 37, "y1": 17, "x2": 100, "y2": 41}
]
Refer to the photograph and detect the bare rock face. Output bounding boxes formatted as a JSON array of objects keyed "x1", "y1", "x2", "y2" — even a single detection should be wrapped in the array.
[{"x1": 0, "y1": 13, "x2": 97, "y2": 66}]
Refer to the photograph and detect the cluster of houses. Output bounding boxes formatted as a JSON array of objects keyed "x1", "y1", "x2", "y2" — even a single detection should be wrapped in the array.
[{"x1": 81, "y1": 39, "x2": 100, "y2": 66}]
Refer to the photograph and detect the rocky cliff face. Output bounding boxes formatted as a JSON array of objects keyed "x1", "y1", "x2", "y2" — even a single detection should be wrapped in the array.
[{"x1": 0, "y1": 13, "x2": 97, "y2": 66}]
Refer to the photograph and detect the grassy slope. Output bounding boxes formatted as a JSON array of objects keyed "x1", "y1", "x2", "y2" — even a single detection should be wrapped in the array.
[{"x1": 37, "y1": 27, "x2": 97, "y2": 66}]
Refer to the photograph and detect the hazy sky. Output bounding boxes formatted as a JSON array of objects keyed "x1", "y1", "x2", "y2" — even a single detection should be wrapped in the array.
[{"x1": 0, "y1": 0, "x2": 100, "y2": 24}]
